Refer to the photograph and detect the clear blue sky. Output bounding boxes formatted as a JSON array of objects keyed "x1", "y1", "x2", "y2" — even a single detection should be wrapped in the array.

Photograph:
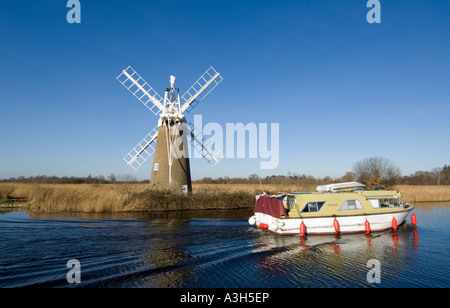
[{"x1": 1, "y1": 0, "x2": 449, "y2": 181}]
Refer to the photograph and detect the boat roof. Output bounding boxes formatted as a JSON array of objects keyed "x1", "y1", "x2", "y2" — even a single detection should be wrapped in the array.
[
  {"x1": 256, "y1": 182, "x2": 400, "y2": 200},
  {"x1": 316, "y1": 182, "x2": 366, "y2": 192}
]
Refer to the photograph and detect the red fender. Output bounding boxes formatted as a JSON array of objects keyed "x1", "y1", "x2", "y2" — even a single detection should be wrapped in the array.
[
  {"x1": 365, "y1": 220, "x2": 371, "y2": 234},
  {"x1": 300, "y1": 221, "x2": 306, "y2": 236},
  {"x1": 333, "y1": 218, "x2": 340, "y2": 233},
  {"x1": 392, "y1": 217, "x2": 398, "y2": 231},
  {"x1": 411, "y1": 213, "x2": 417, "y2": 226}
]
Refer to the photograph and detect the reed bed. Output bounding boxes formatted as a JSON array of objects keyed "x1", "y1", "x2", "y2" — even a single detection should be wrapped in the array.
[
  {"x1": 192, "y1": 183, "x2": 317, "y2": 194},
  {"x1": 123, "y1": 189, "x2": 254, "y2": 212},
  {"x1": 394, "y1": 185, "x2": 450, "y2": 203},
  {"x1": 0, "y1": 183, "x2": 254, "y2": 212},
  {"x1": 0, "y1": 183, "x2": 136, "y2": 212},
  {"x1": 197, "y1": 183, "x2": 450, "y2": 203},
  {"x1": 1, "y1": 183, "x2": 448, "y2": 213}
]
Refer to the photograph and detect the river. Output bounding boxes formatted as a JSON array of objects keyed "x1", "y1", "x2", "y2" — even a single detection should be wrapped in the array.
[{"x1": 0, "y1": 203, "x2": 448, "y2": 288}]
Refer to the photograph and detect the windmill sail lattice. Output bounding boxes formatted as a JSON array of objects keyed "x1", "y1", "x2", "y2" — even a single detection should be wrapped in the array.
[
  {"x1": 181, "y1": 66, "x2": 223, "y2": 113},
  {"x1": 123, "y1": 127, "x2": 158, "y2": 171},
  {"x1": 117, "y1": 66, "x2": 164, "y2": 115},
  {"x1": 116, "y1": 66, "x2": 223, "y2": 193},
  {"x1": 188, "y1": 123, "x2": 224, "y2": 166}
]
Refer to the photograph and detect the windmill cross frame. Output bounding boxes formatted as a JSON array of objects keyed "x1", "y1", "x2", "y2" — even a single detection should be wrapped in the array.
[{"x1": 116, "y1": 66, "x2": 224, "y2": 191}]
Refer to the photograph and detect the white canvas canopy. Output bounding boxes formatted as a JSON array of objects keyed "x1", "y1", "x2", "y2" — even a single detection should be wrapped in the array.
[{"x1": 316, "y1": 182, "x2": 366, "y2": 193}]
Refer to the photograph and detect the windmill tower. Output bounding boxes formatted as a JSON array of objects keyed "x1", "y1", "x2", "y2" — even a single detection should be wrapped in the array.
[{"x1": 116, "y1": 66, "x2": 224, "y2": 193}]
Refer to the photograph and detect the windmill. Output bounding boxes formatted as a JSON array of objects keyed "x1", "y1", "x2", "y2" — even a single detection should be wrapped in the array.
[{"x1": 116, "y1": 66, "x2": 224, "y2": 193}]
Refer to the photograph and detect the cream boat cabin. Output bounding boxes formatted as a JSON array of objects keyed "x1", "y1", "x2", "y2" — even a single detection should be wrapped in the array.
[{"x1": 248, "y1": 182, "x2": 414, "y2": 235}]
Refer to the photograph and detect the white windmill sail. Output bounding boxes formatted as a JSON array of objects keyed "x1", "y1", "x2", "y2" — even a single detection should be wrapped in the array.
[
  {"x1": 123, "y1": 127, "x2": 158, "y2": 171},
  {"x1": 188, "y1": 123, "x2": 224, "y2": 166},
  {"x1": 180, "y1": 66, "x2": 223, "y2": 113},
  {"x1": 117, "y1": 66, "x2": 165, "y2": 115}
]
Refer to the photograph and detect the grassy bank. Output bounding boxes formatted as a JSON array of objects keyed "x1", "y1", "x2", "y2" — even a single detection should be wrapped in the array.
[
  {"x1": 1, "y1": 183, "x2": 448, "y2": 213},
  {"x1": 0, "y1": 183, "x2": 255, "y2": 212}
]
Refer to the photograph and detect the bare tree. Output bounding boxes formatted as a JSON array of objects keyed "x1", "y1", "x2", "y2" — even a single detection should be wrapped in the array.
[
  {"x1": 108, "y1": 173, "x2": 117, "y2": 183},
  {"x1": 340, "y1": 171, "x2": 355, "y2": 182},
  {"x1": 432, "y1": 167, "x2": 442, "y2": 185},
  {"x1": 353, "y1": 157, "x2": 400, "y2": 188}
]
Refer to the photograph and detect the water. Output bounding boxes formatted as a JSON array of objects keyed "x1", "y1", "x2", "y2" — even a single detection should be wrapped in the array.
[{"x1": 0, "y1": 204, "x2": 449, "y2": 288}]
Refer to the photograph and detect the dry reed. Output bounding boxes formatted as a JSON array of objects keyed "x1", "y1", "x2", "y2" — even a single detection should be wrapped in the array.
[
  {"x1": 0, "y1": 183, "x2": 255, "y2": 212},
  {"x1": 1, "y1": 183, "x2": 448, "y2": 213},
  {"x1": 192, "y1": 183, "x2": 317, "y2": 194},
  {"x1": 197, "y1": 183, "x2": 450, "y2": 203},
  {"x1": 394, "y1": 185, "x2": 450, "y2": 203}
]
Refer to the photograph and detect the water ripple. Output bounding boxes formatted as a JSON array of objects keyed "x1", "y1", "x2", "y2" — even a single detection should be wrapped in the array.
[{"x1": 0, "y1": 207, "x2": 449, "y2": 288}]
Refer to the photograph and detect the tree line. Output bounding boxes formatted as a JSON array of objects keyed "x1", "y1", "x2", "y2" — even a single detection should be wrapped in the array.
[
  {"x1": 197, "y1": 158, "x2": 450, "y2": 188},
  {"x1": 0, "y1": 174, "x2": 144, "y2": 184},
  {"x1": 2, "y1": 158, "x2": 449, "y2": 187}
]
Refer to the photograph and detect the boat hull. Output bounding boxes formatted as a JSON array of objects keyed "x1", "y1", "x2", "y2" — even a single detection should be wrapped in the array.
[{"x1": 250, "y1": 207, "x2": 413, "y2": 235}]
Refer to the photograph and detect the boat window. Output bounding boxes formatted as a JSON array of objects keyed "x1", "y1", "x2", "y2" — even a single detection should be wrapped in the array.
[
  {"x1": 368, "y1": 199, "x2": 380, "y2": 208},
  {"x1": 339, "y1": 199, "x2": 364, "y2": 211},
  {"x1": 368, "y1": 198, "x2": 402, "y2": 209},
  {"x1": 301, "y1": 201, "x2": 325, "y2": 213},
  {"x1": 379, "y1": 198, "x2": 401, "y2": 208},
  {"x1": 286, "y1": 195, "x2": 297, "y2": 211}
]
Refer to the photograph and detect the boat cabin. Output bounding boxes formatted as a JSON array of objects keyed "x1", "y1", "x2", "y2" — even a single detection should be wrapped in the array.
[{"x1": 255, "y1": 182, "x2": 406, "y2": 219}]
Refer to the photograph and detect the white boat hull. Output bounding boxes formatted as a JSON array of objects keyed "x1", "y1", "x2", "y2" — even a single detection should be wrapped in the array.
[{"x1": 250, "y1": 209, "x2": 413, "y2": 235}]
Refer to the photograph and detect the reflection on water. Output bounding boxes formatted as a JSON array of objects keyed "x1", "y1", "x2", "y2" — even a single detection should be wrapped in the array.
[
  {"x1": 0, "y1": 204, "x2": 448, "y2": 288},
  {"x1": 247, "y1": 223, "x2": 420, "y2": 287},
  {"x1": 26, "y1": 208, "x2": 255, "y2": 221}
]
